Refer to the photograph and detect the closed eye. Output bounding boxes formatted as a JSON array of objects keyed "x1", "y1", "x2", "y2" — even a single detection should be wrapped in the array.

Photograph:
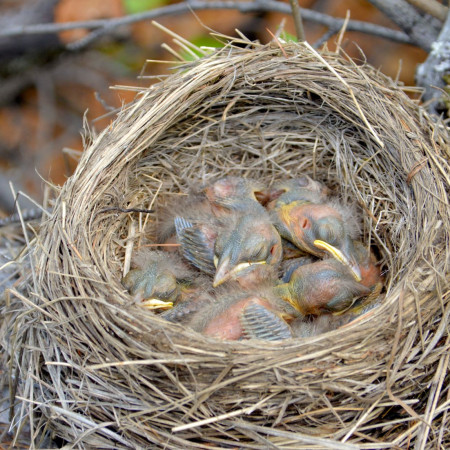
[{"x1": 251, "y1": 245, "x2": 267, "y2": 260}]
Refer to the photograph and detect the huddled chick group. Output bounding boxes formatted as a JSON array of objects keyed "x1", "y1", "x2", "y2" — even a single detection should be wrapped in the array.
[{"x1": 122, "y1": 176, "x2": 383, "y2": 341}]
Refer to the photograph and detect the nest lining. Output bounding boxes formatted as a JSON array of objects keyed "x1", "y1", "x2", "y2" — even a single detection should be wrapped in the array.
[{"x1": 3, "y1": 40, "x2": 450, "y2": 448}]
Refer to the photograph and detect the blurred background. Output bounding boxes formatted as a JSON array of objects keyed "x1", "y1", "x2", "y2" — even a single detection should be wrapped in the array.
[{"x1": 0, "y1": 0, "x2": 444, "y2": 215}]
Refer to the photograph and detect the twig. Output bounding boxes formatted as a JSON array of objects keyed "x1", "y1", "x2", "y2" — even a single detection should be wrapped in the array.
[
  {"x1": 0, "y1": 209, "x2": 46, "y2": 226},
  {"x1": 266, "y1": 28, "x2": 288, "y2": 57},
  {"x1": 67, "y1": 27, "x2": 111, "y2": 52},
  {"x1": 313, "y1": 28, "x2": 338, "y2": 49},
  {"x1": 99, "y1": 207, "x2": 155, "y2": 214},
  {"x1": 8, "y1": 184, "x2": 38, "y2": 290},
  {"x1": 274, "y1": 18, "x2": 286, "y2": 38},
  {"x1": 234, "y1": 423, "x2": 359, "y2": 449},
  {"x1": 288, "y1": 0, "x2": 306, "y2": 42},
  {"x1": 123, "y1": 221, "x2": 136, "y2": 277},
  {"x1": 415, "y1": 10, "x2": 450, "y2": 114},
  {"x1": 172, "y1": 395, "x2": 278, "y2": 432},
  {"x1": 335, "y1": 10, "x2": 351, "y2": 53},
  {"x1": 414, "y1": 335, "x2": 450, "y2": 450},
  {"x1": 385, "y1": 287, "x2": 426, "y2": 424},
  {"x1": 0, "y1": 0, "x2": 413, "y2": 51},
  {"x1": 404, "y1": 0, "x2": 448, "y2": 21},
  {"x1": 367, "y1": 0, "x2": 441, "y2": 51}
]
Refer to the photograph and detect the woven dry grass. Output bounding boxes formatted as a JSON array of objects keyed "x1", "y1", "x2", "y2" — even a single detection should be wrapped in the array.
[{"x1": 2, "y1": 36, "x2": 450, "y2": 449}]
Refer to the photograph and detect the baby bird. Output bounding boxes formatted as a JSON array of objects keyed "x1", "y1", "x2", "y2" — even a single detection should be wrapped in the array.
[
  {"x1": 281, "y1": 238, "x2": 310, "y2": 260},
  {"x1": 266, "y1": 175, "x2": 329, "y2": 207},
  {"x1": 268, "y1": 177, "x2": 361, "y2": 281},
  {"x1": 353, "y1": 241, "x2": 383, "y2": 292},
  {"x1": 212, "y1": 201, "x2": 282, "y2": 287},
  {"x1": 122, "y1": 250, "x2": 195, "y2": 310},
  {"x1": 157, "y1": 176, "x2": 267, "y2": 247},
  {"x1": 273, "y1": 258, "x2": 371, "y2": 316},
  {"x1": 160, "y1": 283, "x2": 214, "y2": 324},
  {"x1": 279, "y1": 255, "x2": 316, "y2": 282},
  {"x1": 187, "y1": 287, "x2": 297, "y2": 341},
  {"x1": 203, "y1": 176, "x2": 267, "y2": 215},
  {"x1": 291, "y1": 295, "x2": 384, "y2": 338},
  {"x1": 240, "y1": 303, "x2": 293, "y2": 341},
  {"x1": 176, "y1": 199, "x2": 282, "y2": 289},
  {"x1": 290, "y1": 314, "x2": 339, "y2": 338}
]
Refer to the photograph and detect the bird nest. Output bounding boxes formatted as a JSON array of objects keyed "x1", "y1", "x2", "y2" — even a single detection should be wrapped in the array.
[{"x1": 3, "y1": 38, "x2": 450, "y2": 448}]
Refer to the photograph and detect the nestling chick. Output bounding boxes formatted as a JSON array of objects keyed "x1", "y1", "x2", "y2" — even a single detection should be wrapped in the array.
[
  {"x1": 266, "y1": 175, "x2": 329, "y2": 208},
  {"x1": 176, "y1": 200, "x2": 282, "y2": 289},
  {"x1": 342, "y1": 240, "x2": 383, "y2": 314},
  {"x1": 269, "y1": 182, "x2": 361, "y2": 280},
  {"x1": 274, "y1": 259, "x2": 371, "y2": 316},
  {"x1": 280, "y1": 255, "x2": 316, "y2": 283},
  {"x1": 290, "y1": 314, "x2": 339, "y2": 338},
  {"x1": 240, "y1": 303, "x2": 293, "y2": 341},
  {"x1": 291, "y1": 295, "x2": 384, "y2": 338},
  {"x1": 157, "y1": 176, "x2": 267, "y2": 246},
  {"x1": 281, "y1": 238, "x2": 311, "y2": 261},
  {"x1": 353, "y1": 241, "x2": 383, "y2": 292},
  {"x1": 212, "y1": 201, "x2": 282, "y2": 287},
  {"x1": 160, "y1": 279, "x2": 214, "y2": 324},
  {"x1": 156, "y1": 193, "x2": 214, "y2": 250},
  {"x1": 187, "y1": 286, "x2": 297, "y2": 341},
  {"x1": 122, "y1": 250, "x2": 195, "y2": 310},
  {"x1": 203, "y1": 176, "x2": 267, "y2": 215}
]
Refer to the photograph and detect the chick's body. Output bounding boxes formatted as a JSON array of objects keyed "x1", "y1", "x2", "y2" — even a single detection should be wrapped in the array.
[
  {"x1": 212, "y1": 200, "x2": 282, "y2": 287},
  {"x1": 122, "y1": 250, "x2": 195, "y2": 309},
  {"x1": 274, "y1": 259, "x2": 371, "y2": 316},
  {"x1": 176, "y1": 197, "x2": 282, "y2": 289},
  {"x1": 266, "y1": 176, "x2": 329, "y2": 208},
  {"x1": 342, "y1": 241, "x2": 383, "y2": 314},
  {"x1": 353, "y1": 241, "x2": 383, "y2": 292},
  {"x1": 160, "y1": 281, "x2": 214, "y2": 324},
  {"x1": 268, "y1": 177, "x2": 361, "y2": 280},
  {"x1": 187, "y1": 286, "x2": 297, "y2": 341},
  {"x1": 204, "y1": 176, "x2": 267, "y2": 216}
]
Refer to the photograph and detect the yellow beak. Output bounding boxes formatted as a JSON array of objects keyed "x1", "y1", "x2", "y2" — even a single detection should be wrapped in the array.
[
  {"x1": 140, "y1": 299, "x2": 174, "y2": 310},
  {"x1": 313, "y1": 239, "x2": 361, "y2": 281},
  {"x1": 213, "y1": 257, "x2": 267, "y2": 287}
]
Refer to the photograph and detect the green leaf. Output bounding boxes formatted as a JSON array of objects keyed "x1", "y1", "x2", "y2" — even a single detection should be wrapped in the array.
[
  {"x1": 280, "y1": 31, "x2": 298, "y2": 43},
  {"x1": 190, "y1": 35, "x2": 222, "y2": 49},
  {"x1": 179, "y1": 34, "x2": 223, "y2": 61},
  {"x1": 123, "y1": 0, "x2": 167, "y2": 14}
]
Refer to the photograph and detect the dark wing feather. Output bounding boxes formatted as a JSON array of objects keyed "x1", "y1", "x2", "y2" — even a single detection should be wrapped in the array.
[
  {"x1": 175, "y1": 216, "x2": 216, "y2": 274},
  {"x1": 241, "y1": 303, "x2": 292, "y2": 341}
]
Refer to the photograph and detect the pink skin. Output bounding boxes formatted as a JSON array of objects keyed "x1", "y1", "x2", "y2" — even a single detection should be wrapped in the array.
[
  {"x1": 354, "y1": 243, "x2": 383, "y2": 291},
  {"x1": 284, "y1": 203, "x2": 343, "y2": 256},
  {"x1": 202, "y1": 296, "x2": 280, "y2": 341}
]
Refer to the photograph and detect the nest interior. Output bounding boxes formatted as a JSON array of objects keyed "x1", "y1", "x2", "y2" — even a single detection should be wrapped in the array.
[{"x1": 5, "y1": 40, "x2": 450, "y2": 448}]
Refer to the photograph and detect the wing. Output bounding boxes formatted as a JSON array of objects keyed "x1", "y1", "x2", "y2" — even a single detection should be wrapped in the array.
[
  {"x1": 175, "y1": 216, "x2": 216, "y2": 275},
  {"x1": 240, "y1": 303, "x2": 292, "y2": 341}
]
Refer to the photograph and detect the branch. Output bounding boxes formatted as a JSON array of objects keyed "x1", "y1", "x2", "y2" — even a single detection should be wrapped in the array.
[
  {"x1": 404, "y1": 0, "x2": 448, "y2": 22},
  {"x1": 0, "y1": 0, "x2": 413, "y2": 50},
  {"x1": 313, "y1": 29, "x2": 338, "y2": 49},
  {"x1": 288, "y1": 0, "x2": 306, "y2": 42},
  {"x1": 367, "y1": 0, "x2": 442, "y2": 51},
  {"x1": 416, "y1": 11, "x2": 450, "y2": 115}
]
